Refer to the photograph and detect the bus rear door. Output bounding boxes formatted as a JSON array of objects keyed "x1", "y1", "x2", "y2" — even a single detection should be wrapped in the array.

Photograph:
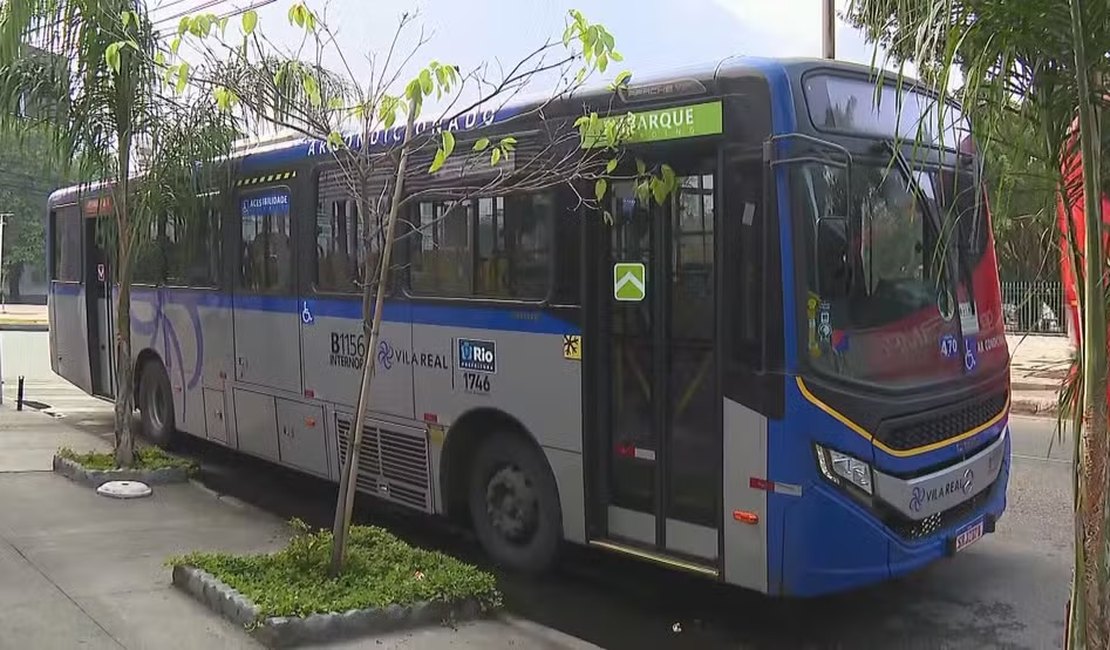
[{"x1": 82, "y1": 196, "x2": 114, "y2": 398}]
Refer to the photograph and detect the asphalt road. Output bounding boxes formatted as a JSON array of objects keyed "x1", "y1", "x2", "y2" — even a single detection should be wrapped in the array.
[{"x1": 5, "y1": 330, "x2": 1073, "y2": 650}]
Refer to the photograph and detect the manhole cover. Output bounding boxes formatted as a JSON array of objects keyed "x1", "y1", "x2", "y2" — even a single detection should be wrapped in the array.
[{"x1": 97, "y1": 481, "x2": 152, "y2": 499}]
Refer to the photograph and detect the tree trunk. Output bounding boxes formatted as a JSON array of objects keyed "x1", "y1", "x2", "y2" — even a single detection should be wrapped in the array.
[
  {"x1": 112, "y1": 168, "x2": 135, "y2": 469},
  {"x1": 1068, "y1": 0, "x2": 1108, "y2": 646},
  {"x1": 6, "y1": 262, "x2": 21, "y2": 301},
  {"x1": 113, "y1": 258, "x2": 135, "y2": 469},
  {"x1": 329, "y1": 108, "x2": 418, "y2": 576}
]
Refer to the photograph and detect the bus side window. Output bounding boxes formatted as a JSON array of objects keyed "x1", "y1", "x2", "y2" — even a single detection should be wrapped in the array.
[
  {"x1": 726, "y1": 156, "x2": 764, "y2": 370},
  {"x1": 53, "y1": 208, "x2": 82, "y2": 282},
  {"x1": 239, "y1": 192, "x2": 292, "y2": 293},
  {"x1": 314, "y1": 169, "x2": 386, "y2": 295},
  {"x1": 165, "y1": 205, "x2": 221, "y2": 287}
]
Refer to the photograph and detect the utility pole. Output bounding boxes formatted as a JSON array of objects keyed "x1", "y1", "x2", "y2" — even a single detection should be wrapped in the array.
[
  {"x1": 821, "y1": 0, "x2": 836, "y2": 59},
  {"x1": 0, "y1": 213, "x2": 8, "y2": 314}
]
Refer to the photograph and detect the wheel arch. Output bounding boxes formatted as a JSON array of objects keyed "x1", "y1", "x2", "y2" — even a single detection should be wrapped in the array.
[
  {"x1": 133, "y1": 348, "x2": 164, "y2": 403},
  {"x1": 439, "y1": 407, "x2": 561, "y2": 525}
]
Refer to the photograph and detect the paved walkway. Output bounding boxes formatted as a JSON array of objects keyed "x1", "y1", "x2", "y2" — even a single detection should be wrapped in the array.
[
  {"x1": 0, "y1": 303, "x2": 47, "y2": 329},
  {"x1": 0, "y1": 403, "x2": 598, "y2": 650},
  {"x1": 1007, "y1": 334, "x2": 1073, "y2": 416}
]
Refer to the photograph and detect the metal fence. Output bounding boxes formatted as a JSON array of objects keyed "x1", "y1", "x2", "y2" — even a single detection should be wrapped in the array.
[{"x1": 1000, "y1": 281, "x2": 1067, "y2": 335}]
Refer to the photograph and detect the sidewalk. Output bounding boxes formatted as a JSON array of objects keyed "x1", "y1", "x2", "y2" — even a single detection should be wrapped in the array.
[
  {"x1": 0, "y1": 303, "x2": 47, "y2": 330},
  {"x1": 0, "y1": 405, "x2": 598, "y2": 650},
  {"x1": 1007, "y1": 334, "x2": 1073, "y2": 417}
]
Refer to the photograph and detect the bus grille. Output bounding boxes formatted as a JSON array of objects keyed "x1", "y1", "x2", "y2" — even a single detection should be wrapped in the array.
[
  {"x1": 885, "y1": 479, "x2": 995, "y2": 541},
  {"x1": 335, "y1": 414, "x2": 432, "y2": 514},
  {"x1": 877, "y1": 391, "x2": 1008, "y2": 452}
]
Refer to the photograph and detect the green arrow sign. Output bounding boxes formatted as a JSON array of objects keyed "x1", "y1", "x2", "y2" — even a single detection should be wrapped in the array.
[{"x1": 613, "y1": 262, "x2": 646, "y2": 302}]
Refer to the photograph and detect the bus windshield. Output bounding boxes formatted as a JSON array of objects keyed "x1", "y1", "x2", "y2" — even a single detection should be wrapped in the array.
[
  {"x1": 793, "y1": 158, "x2": 1005, "y2": 388},
  {"x1": 795, "y1": 162, "x2": 957, "y2": 386}
]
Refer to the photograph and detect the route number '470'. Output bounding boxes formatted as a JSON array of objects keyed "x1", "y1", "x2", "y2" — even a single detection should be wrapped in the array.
[{"x1": 463, "y1": 372, "x2": 490, "y2": 394}]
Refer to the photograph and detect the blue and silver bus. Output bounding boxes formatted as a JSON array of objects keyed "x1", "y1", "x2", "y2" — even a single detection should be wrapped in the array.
[{"x1": 46, "y1": 56, "x2": 1011, "y2": 596}]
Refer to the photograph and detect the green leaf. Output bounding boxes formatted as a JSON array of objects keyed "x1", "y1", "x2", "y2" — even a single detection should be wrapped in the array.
[
  {"x1": 170, "y1": 36, "x2": 181, "y2": 55},
  {"x1": 606, "y1": 157, "x2": 618, "y2": 174},
  {"x1": 473, "y1": 137, "x2": 490, "y2": 152},
  {"x1": 597, "y1": 53, "x2": 608, "y2": 73},
  {"x1": 214, "y1": 86, "x2": 230, "y2": 110},
  {"x1": 610, "y1": 50, "x2": 624, "y2": 62},
  {"x1": 491, "y1": 148, "x2": 502, "y2": 166},
  {"x1": 419, "y1": 69, "x2": 433, "y2": 95},
  {"x1": 429, "y1": 149, "x2": 447, "y2": 173},
  {"x1": 176, "y1": 62, "x2": 190, "y2": 94},
  {"x1": 600, "y1": 30, "x2": 615, "y2": 51},
  {"x1": 154, "y1": 51, "x2": 166, "y2": 67},
  {"x1": 105, "y1": 42, "x2": 121, "y2": 75},
  {"x1": 178, "y1": 16, "x2": 191, "y2": 35},
  {"x1": 602, "y1": 209, "x2": 614, "y2": 225},
  {"x1": 661, "y1": 164, "x2": 677, "y2": 192},
  {"x1": 651, "y1": 178, "x2": 668, "y2": 206},
  {"x1": 121, "y1": 10, "x2": 133, "y2": 29},
  {"x1": 218, "y1": 16, "x2": 229, "y2": 35},
  {"x1": 499, "y1": 136, "x2": 517, "y2": 151},
  {"x1": 442, "y1": 131, "x2": 456, "y2": 158},
  {"x1": 302, "y1": 75, "x2": 320, "y2": 106},
  {"x1": 614, "y1": 70, "x2": 632, "y2": 87},
  {"x1": 242, "y1": 9, "x2": 258, "y2": 35},
  {"x1": 327, "y1": 131, "x2": 345, "y2": 150},
  {"x1": 576, "y1": 67, "x2": 586, "y2": 84},
  {"x1": 328, "y1": 97, "x2": 344, "y2": 110},
  {"x1": 635, "y1": 158, "x2": 646, "y2": 176},
  {"x1": 595, "y1": 178, "x2": 608, "y2": 202}
]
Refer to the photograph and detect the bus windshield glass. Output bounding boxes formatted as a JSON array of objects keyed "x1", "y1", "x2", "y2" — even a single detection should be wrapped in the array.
[
  {"x1": 804, "y1": 74, "x2": 970, "y2": 150},
  {"x1": 795, "y1": 162, "x2": 960, "y2": 386}
]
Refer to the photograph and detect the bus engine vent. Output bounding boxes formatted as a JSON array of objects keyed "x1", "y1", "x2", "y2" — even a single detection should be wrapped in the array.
[
  {"x1": 335, "y1": 414, "x2": 432, "y2": 514},
  {"x1": 877, "y1": 390, "x2": 1008, "y2": 452}
]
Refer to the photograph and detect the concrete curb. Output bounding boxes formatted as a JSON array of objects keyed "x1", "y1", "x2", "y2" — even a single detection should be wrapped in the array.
[
  {"x1": 0, "y1": 322, "x2": 48, "y2": 331},
  {"x1": 1010, "y1": 399, "x2": 1059, "y2": 418},
  {"x1": 52, "y1": 454, "x2": 190, "y2": 488},
  {"x1": 171, "y1": 564, "x2": 488, "y2": 648}
]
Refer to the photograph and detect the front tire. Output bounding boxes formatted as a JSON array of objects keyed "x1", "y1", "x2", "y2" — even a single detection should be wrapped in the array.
[
  {"x1": 138, "y1": 359, "x2": 176, "y2": 448},
  {"x1": 468, "y1": 432, "x2": 562, "y2": 574}
]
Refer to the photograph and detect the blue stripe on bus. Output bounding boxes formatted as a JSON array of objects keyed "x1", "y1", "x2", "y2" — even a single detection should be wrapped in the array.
[{"x1": 58, "y1": 285, "x2": 578, "y2": 335}]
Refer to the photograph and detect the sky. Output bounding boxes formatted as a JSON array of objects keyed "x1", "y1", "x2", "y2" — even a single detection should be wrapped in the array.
[{"x1": 152, "y1": 0, "x2": 913, "y2": 136}]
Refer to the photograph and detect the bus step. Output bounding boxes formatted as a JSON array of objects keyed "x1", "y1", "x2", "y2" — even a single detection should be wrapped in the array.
[{"x1": 589, "y1": 539, "x2": 719, "y2": 577}]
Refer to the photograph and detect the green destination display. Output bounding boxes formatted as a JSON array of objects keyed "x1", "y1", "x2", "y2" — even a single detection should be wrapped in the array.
[{"x1": 580, "y1": 100, "x2": 723, "y2": 148}]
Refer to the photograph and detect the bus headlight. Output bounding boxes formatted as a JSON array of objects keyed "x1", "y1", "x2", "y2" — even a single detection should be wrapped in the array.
[{"x1": 815, "y1": 444, "x2": 873, "y2": 495}]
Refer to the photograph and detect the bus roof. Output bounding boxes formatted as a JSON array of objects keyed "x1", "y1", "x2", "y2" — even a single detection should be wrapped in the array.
[{"x1": 48, "y1": 56, "x2": 929, "y2": 206}]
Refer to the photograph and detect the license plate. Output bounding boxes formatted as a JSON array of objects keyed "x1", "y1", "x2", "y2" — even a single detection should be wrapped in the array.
[{"x1": 954, "y1": 518, "x2": 985, "y2": 553}]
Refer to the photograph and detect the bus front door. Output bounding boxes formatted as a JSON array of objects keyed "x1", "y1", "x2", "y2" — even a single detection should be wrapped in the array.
[{"x1": 591, "y1": 169, "x2": 721, "y2": 573}]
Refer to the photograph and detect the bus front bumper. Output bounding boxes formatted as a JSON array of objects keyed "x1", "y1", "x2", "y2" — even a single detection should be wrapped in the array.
[{"x1": 776, "y1": 428, "x2": 1011, "y2": 597}]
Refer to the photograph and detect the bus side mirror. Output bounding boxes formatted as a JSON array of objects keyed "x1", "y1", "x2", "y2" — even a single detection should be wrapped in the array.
[{"x1": 816, "y1": 219, "x2": 851, "y2": 300}]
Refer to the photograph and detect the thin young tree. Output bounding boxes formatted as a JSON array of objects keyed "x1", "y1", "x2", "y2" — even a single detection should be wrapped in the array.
[
  {"x1": 0, "y1": 1, "x2": 239, "y2": 467},
  {"x1": 173, "y1": 2, "x2": 670, "y2": 574},
  {"x1": 847, "y1": 1, "x2": 1110, "y2": 646}
]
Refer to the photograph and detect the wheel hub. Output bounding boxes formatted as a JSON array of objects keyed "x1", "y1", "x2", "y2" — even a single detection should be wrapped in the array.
[{"x1": 486, "y1": 464, "x2": 539, "y2": 544}]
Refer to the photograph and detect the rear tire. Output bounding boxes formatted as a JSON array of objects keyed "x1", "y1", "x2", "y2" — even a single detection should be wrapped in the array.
[
  {"x1": 468, "y1": 432, "x2": 562, "y2": 574},
  {"x1": 138, "y1": 360, "x2": 176, "y2": 448}
]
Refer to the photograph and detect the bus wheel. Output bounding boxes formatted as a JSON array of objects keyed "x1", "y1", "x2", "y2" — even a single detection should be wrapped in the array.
[
  {"x1": 139, "y1": 360, "x2": 176, "y2": 448},
  {"x1": 468, "y1": 432, "x2": 562, "y2": 574}
]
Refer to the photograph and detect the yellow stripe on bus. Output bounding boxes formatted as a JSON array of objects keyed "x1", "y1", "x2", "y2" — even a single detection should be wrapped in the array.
[{"x1": 795, "y1": 377, "x2": 1009, "y2": 458}]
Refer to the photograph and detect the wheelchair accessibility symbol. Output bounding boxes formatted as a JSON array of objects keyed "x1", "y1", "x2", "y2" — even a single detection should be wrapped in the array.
[
  {"x1": 301, "y1": 301, "x2": 315, "y2": 325},
  {"x1": 964, "y1": 337, "x2": 977, "y2": 372}
]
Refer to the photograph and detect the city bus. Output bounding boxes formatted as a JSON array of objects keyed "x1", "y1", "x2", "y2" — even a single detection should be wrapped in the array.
[{"x1": 46, "y1": 56, "x2": 1011, "y2": 597}]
